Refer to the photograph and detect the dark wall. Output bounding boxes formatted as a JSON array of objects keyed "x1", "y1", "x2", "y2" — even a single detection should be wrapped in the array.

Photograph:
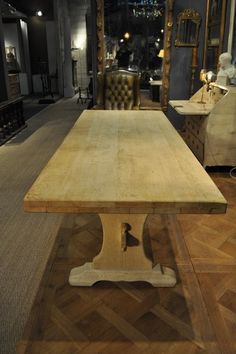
[
  {"x1": 167, "y1": 0, "x2": 207, "y2": 129},
  {"x1": 28, "y1": 16, "x2": 48, "y2": 74},
  {"x1": 9, "y1": 1, "x2": 52, "y2": 76},
  {"x1": 0, "y1": 49, "x2": 8, "y2": 101},
  {"x1": 0, "y1": 12, "x2": 8, "y2": 102}
]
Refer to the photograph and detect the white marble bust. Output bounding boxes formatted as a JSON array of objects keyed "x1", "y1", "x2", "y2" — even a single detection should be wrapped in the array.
[{"x1": 217, "y1": 52, "x2": 236, "y2": 85}]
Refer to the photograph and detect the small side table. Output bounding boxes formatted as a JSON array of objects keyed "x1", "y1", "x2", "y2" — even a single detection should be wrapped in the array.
[{"x1": 149, "y1": 80, "x2": 162, "y2": 102}]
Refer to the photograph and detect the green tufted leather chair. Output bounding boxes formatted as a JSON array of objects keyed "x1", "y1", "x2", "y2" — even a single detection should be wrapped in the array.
[{"x1": 94, "y1": 70, "x2": 140, "y2": 110}]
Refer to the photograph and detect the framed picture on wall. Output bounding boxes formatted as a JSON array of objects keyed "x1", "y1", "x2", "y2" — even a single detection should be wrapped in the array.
[
  {"x1": 5, "y1": 46, "x2": 17, "y2": 61},
  {"x1": 5, "y1": 46, "x2": 19, "y2": 72},
  {"x1": 210, "y1": 0, "x2": 222, "y2": 19},
  {"x1": 208, "y1": 0, "x2": 223, "y2": 43}
]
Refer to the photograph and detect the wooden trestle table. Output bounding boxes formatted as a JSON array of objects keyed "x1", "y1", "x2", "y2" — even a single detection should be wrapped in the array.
[{"x1": 24, "y1": 110, "x2": 227, "y2": 287}]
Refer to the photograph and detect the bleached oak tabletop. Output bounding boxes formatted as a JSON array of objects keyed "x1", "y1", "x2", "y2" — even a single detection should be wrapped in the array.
[
  {"x1": 24, "y1": 110, "x2": 227, "y2": 287},
  {"x1": 24, "y1": 110, "x2": 226, "y2": 215}
]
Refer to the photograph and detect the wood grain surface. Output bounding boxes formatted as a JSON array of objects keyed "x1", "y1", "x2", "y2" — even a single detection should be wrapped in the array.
[
  {"x1": 17, "y1": 173, "x2": 236, "y2": 354},
  {"x1": 24, "y1": 110, "x2": 226, "y2": 214}
]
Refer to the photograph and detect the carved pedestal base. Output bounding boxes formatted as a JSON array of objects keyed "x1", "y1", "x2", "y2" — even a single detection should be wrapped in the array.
[
  {"x1": 69, "y1": 262, "x2": 176, "y2": 287},
  {"x1": 69, "y1": 213, "x2": 176, "y2": 287}
]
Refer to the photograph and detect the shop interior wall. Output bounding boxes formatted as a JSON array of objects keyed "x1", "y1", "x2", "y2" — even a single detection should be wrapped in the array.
[
  {"x1": 20, "y1": 19, "x2": 32, "y2": 93},
  {"x1": 46, "y1": 21, "x2": 57, "y2": 92},
  {"x1": 27, "y1": 16, "x2": 49, "y2": 93},
  {"x1": 68, "y1": 0, "x2": 91, "y2": 90},
  {"x1": 167, "y1": 0, "x2": 207, "y2": 129},
  {"x1": 0, "y1": 20, "x2": 8, "y2": 101},
  {"x1": 3, "y1": 23, "x2": 22, "y2": 70},
  {"x1": 167, "y1": 0, "x2": 231, "y2": 130},
  {"x1": 28, "y1": 17, "x2": 48, "y2": 75}
]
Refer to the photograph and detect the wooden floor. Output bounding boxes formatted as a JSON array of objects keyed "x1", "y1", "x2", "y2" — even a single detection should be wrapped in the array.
[
  {"x1": 140, "y1": 90, "x2": 161, "y2": 110},
  {"x1": 18, "y1": 173, "x2": 236, "y2": 354}
]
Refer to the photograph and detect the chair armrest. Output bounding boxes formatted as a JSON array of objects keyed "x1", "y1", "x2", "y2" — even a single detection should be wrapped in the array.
[{"x1": 92, "y1": 105, "x2": 104, "y2": 110}]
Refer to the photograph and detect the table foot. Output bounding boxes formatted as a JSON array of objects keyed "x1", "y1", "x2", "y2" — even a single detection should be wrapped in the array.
[{"x1": 69, "y1": 262, "x2": 176, "y2": 287}]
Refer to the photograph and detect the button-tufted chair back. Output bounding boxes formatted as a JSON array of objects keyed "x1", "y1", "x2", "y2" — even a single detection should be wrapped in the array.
[{"x1": 95, "y1": 70, "x2": 140, "y2": 110}]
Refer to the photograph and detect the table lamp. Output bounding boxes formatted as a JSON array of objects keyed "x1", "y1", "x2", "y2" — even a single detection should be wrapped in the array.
[
  {"x1": 158, "y1": 49, "x2": 164, "y2": 58},
  {"x1": 198, "y1": 69, "x2": 216, "y2": 104}
]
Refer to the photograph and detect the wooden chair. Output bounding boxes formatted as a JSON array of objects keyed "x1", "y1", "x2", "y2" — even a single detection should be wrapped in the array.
[{"x1": 94, "y1": 69, "x2": 140, "y2": 110}]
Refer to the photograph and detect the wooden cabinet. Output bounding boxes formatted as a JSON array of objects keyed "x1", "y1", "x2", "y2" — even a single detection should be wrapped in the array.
[
  {"x1": 0, "y1": 97, "x2": 26, "y2": 145},
  {"x1": 8, "y1": 74, "x2": 21, "y2": 99},
  {"x1": 169, "y1": 83, "x2": 236, "y2": 167},
  {"x1": 185, "y1": 116, "x2": 205, "y2": 163}
]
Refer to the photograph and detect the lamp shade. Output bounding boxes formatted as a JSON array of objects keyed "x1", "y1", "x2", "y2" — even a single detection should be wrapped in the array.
[{"x1": 158, "y1": 49, "x2": 164, "y2": 58}]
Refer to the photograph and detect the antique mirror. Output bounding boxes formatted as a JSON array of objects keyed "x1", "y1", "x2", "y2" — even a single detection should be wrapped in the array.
[
  {"x1": 227, "y1": 0, "x2": 236, "y2": 65},
  {"x1": 175, "y1": 9, "x2": 201, "y2": 47},
  {"x1": 203, "y1": 0, "x2": 227, "y2": 71},
  {"x1": 95, "y1": 0, "x2": 174, "y2": 111}
]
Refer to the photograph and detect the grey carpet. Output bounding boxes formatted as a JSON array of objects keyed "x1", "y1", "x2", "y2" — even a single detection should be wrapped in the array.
[
  {"x1": 23, "y1": 94, "x2": 61, "y2": 121},
  {"x1": 0, "y1": 97, "x2": 86, "y2": 354}
]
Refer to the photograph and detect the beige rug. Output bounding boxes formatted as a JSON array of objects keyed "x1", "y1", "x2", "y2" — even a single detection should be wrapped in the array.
[{"x1": 0, "y1": 97, "x2": 85, "y2": 354}]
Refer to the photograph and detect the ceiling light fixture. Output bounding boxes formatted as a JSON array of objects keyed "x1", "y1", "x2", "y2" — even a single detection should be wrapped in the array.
[
  {"x1": 131, "y1": 0, "x2": 165, "y2": 20},
  {"x1": 36, "y1": 10, "x2": 43, "y2": 16},
  {"x1": 124, "y1": 32, "x2": 130, "y2": 40}
]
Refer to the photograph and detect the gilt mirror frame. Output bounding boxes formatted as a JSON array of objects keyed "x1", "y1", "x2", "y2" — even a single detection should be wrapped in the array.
[
  {"x1": 203, "y1": 0, "x2": 227, "y2": 71},
  {"x1": 95, "y1": 0, "x2": 174, "y2": 112},
  {"x1": 227, "y1": 0, "x2": 236, "y2": 58},
  {"x1": 175, "y1": 9, "x2": 201, "y2": 47}
]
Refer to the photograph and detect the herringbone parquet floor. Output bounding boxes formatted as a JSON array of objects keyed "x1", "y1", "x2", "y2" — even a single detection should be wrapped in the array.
[{"x1": 18, "y1": 173, "x2": 236, "y2": 354}]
